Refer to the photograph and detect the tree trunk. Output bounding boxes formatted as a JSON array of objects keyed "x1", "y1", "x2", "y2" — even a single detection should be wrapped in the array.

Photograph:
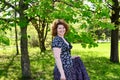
[
  {"x1": 40, "y1": 38, "x2": 46, "y2": 52},
  {"x1": 110, "y1": 0, "x2": 119, "y2": 63},
  {"x1": 20, "y1": 26, "x2": 31, "y2": 79},
  {"x1": 40, "y1": 19, "x2": 46, "y2": 52},
  {"x1": 110, "y1": 29, "x2": 119, "y2": 62},
  {"x1": 31, "y1": 18, "x2": 47, "y2": 52},
  {"x1": 15, "y1": 0, "x2": 19, "y2": 55},
  {"x1": 19, "y1": 0, "x2": 31, "y2": 79}
]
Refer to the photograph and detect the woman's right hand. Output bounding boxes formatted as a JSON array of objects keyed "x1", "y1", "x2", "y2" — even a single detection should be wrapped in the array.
[
  {"x1": 60, "y1": 78, "x2": 66, "y2": 80},
  {"x1": 60, "y1": 75, "x2": 66, "y2": 80}
]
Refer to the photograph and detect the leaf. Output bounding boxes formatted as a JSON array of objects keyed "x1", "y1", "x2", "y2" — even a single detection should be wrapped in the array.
[
  {"x1": 80, "y1": 23, "x2": 88, "y2": 29},
  {"x1": 0, "y1": 35, "x2": 10, "y2": 45},
  {"x1": 98, "y1": 21, "x2": 115, "y2": 30},
  {"x1": 18, "y1": 20, "x2": 28, "y2": 28},
  {"x1": 79, "y1": 32, "x2": 98, "y2": 48}
]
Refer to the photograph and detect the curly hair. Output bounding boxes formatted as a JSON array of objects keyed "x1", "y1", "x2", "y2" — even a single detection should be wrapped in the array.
[{"x1": 51, "y1": 19, "x2": 69, "y2": 36}]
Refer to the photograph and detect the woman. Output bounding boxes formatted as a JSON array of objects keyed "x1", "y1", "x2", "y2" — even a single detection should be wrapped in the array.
[{"x1": 51, "y1": 19, "x2": 90, "y2": 80}]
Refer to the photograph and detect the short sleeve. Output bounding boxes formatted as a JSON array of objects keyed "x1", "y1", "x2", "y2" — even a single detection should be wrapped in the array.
[{"x1": 52, "y1": 36, "x2": 63, "y2": 48}]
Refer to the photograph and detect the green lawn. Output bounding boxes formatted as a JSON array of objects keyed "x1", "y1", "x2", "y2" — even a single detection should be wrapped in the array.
[
  {"x1": 0, "y1": 42, "x2": 120, "y2": 80},
  {"x1": 72, "y1": 42, "x2": 120, "y2": 80}
]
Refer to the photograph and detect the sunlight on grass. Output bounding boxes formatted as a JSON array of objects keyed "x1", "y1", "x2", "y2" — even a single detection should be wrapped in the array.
[
  {"x1": 71, "y1": 42, "x2": 120, "y2": 80},
  {"x1": 0, "y1": 42, "x2": 120, "y2": 80}
]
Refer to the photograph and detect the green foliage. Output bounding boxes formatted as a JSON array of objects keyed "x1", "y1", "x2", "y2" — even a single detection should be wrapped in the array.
[
  {"x1": 0, "y1": 20, "x2": 12, "y2": 31},
  {"x1": 0, "y1": 28, "x2": 10, "y2": 45},
  {"x1": 79, "y1": 32, "x2": 98, "y2": 48},
  {"x1": 18, "y1": 20, "x2": 28, "y2": 28},
  {"x1": 98, "y1": 21, "x2": 115, "y2": 30},
  {"x1": 0, "y1": 35, "x2": 10, "y2": 45},
  {"x1": 26, "y1": 0, "x2": 54, "y2": 19},
  {"x1": 0, "y1": 0, "x2": 116, "y2": 49},
  {"x1": 65, "y1": 26, "x2": 80, "y2": 43},
  {"x1": 89, "y1": 0, "x2": 103, "y2": 3}
]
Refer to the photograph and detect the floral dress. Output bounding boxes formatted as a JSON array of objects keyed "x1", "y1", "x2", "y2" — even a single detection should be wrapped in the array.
[{"x1": 52, "y1": 36, "x2": 90, "y2": 80}]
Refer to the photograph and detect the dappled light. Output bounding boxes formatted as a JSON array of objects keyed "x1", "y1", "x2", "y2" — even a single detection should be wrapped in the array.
[
  {"x1": 0, "y1": 0, "x2": 120, "y2": 79},
  {"x1": 0, "y1": 43, "x2": 120, "y2": 79}
]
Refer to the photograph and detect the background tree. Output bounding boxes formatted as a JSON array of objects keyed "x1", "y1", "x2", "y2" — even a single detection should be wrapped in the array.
[
  {"x1": 80, "y1": 0, "x2": 119, "y2": 62},
  {"x1": 18, "y1": 0, "x2": 31, "y2": 79},
  {"x1": 27, "y1": 1, "x2": 54, "y2": 52},
  {"x1": 14, "y1": 0, "x2": 19, "y2": 55},
  {"x1": 0, "y1": 0, "x2": 31, "y2": 79},
  {"x1": 110, "y1": 0, "x2": 120, "y2": 63}
]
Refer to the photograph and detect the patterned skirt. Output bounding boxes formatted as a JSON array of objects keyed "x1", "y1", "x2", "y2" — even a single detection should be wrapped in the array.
[{"x1": 53, "y1": 57, "x2": 90, "y2": 80}]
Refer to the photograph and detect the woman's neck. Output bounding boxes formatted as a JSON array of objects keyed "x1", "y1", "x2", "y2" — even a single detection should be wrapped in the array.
[{"x1": 57, "y1": 34, "x2": 64, "y2": 38}]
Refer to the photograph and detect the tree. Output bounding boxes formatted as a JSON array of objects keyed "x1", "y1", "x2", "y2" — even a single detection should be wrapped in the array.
[
  {"x1": 84, "y1": 0, "x2": 120, "y2": 62},
  {"x1": 0, "y1": 0, "x2": 31, "y2": 79},
  {"x1": 14, "y1": 0, "x2": 19, "y2": 55},
  {"x1": 27, "y1": 1, "x2": 54, "y2": 52},
  {"x1": 19, "y1": 0, "x2": 31, "y2": 79},
  {"x1": 110, "y1": 0, "x2": 120, "y2": 63}
]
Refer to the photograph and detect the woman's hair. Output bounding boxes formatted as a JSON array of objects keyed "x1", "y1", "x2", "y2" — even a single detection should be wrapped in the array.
[{"x1": 51, "y1": 19, "x2": 69, "y2": 36}]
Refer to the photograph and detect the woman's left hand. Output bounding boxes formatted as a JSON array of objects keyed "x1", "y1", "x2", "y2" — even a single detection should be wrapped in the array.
[{"x1": 72, "y1": 56, "x2": 79, "y2": 59}]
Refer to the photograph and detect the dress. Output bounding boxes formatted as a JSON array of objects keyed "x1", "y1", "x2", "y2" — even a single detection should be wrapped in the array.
[{"x1": 52, "y1": 35, "x2": 90, "y2": 80}]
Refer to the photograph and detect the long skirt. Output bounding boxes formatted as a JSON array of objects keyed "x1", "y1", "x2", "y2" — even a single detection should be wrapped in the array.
[{"x1": 53, "y1": 57, "x2": 90, "y2": 80}]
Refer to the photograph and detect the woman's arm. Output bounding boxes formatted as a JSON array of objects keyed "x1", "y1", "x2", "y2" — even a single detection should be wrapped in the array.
[{"x1": 53, "y1": 48, "x2": 66, "y2": 80}]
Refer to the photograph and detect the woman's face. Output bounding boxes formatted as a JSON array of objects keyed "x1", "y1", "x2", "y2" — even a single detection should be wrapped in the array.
[{"x1": 57, "y1": 24, "x2": 66, "y2": 36}]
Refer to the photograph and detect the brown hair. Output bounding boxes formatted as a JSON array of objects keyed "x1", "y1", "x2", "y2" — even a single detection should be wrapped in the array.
[{"x1": 51, "y1": 19, "x2": 69, "y2": 36}]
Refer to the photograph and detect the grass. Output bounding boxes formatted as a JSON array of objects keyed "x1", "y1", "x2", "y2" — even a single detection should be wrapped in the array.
[
  {"x1": 0, "y1": 42, "x2": 120, "y2": 80},
  {"x1": 72, "y1": 42, "x2": 120, "y2": 80}
]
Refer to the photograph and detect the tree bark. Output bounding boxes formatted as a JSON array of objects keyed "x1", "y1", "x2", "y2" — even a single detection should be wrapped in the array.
[
  {"x1": 15, "y1": 0, "x2": 19, "y2": 55},
  {"x1": 40, "y1": 19, "x2": 46, "y2": 52},
  {"x1": 31, "y1": 18, "x2": 47, "y2": 52},
  {"x1": 20, "y1": 26, "x2": 31, "y2": 78},
  {"x1": 19, "y1": 0, "x2": 31, "y2": 79},
  {"x1": 110, "y1": 0, "x2": 119, "y2": 63}
]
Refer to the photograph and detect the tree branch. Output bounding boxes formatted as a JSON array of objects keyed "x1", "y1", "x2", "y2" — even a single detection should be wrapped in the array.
[
  {"x1": 53, "y1": 0, "x2": 79, "y2": 8},
  {"x1": 102, "y1": 0, "x2": 112, "y2": 9},
  {"x1": 0, "y1": 17, "x2": 18, "y2": 23},
  {"x1": 60, "y1": 1, "x2": 74, "y2": 7},
  {"x1": 106, "y1": 2, "x2": 112, "y2": 9},
  {"x1": 3, "y1": 1, "x2": 15, "y2": 9},
  {"x1": 58, "y1": 0, "x2": 80, "y2": 8},
  {"x1": 0, "y1": 4, "x2": 6, "y2": 12},
  {"x1": 2, "y1": 0, "x2": 19, "y2": 12}
]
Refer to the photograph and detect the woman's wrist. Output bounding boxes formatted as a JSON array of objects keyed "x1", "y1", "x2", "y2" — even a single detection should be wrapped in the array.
[{"x1": 60, "y1": 74, "x2": 66, "y2": 80}]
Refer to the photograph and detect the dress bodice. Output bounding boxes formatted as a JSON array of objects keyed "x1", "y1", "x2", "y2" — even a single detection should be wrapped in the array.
[{"x1": 52, "y1": 36, "x2": 73, "y2": 68}]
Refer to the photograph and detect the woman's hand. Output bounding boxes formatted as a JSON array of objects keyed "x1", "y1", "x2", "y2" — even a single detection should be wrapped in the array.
[
  {"x1": 60, "y1": 75, "x2": 66, "y2": 80},
  {"x1": 72, "y1": 56, "x2": 79, "y2": 59}
]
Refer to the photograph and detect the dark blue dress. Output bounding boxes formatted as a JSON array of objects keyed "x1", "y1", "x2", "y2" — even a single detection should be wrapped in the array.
[{"x1": 52, "y1": 36, "x2": 90, "y2": 80}]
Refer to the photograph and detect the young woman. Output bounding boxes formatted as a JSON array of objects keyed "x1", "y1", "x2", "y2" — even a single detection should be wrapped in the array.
[{"x1": 51, "y1": 19, "x2": 90, "y2": 80}]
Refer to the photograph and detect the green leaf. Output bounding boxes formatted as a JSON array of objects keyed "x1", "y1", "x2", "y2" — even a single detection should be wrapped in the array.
[
  {"x1": 98, "y1": 21, "x2": 115, "y2": 30},
  {"x1": 0, "y1": 35, "x2": 10, "y2": 45}
]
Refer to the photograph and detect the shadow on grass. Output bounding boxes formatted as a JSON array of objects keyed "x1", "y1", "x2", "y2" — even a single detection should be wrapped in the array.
[
  {"x1": 5, "y1": 54, "x2": 17, "y2": 71},
  {"x1": 0, "y1": 54, "x2": 21, "y2": 79},
  {"x1": 0, "y1": 50, "x2": 120, "y2": 80},
  {"x1": 30, "y1": 50, "x2": 120, "y2": 80},
  {"x1": 30, "y1": 51, "x2": 54, "y2": 80},
  {"x1": 83, "y1": 56, "x2": 120, "y2": 80}
]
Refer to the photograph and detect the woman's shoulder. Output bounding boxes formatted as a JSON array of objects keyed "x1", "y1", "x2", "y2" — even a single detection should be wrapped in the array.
[
  {"x1": 53, "y1": 36, "x2": 63, "y2": 42},
  {"x1": 52, "y1": 36, "x2": 63, "y2": 48}
]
